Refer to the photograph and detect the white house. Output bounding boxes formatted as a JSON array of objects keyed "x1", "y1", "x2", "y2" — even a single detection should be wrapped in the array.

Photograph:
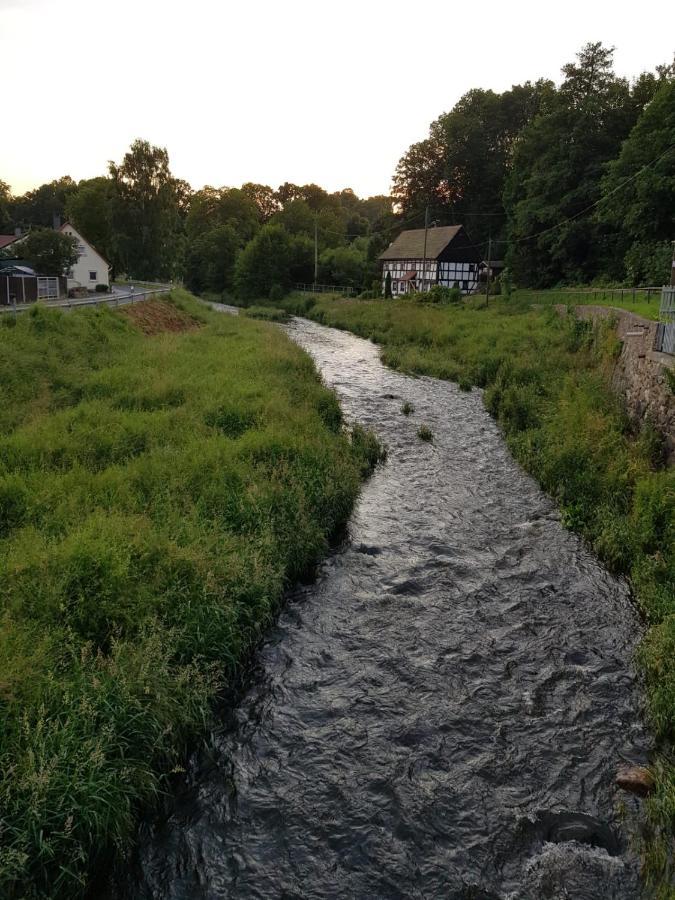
[
  {"x1": 60, "y1": 222, "x2": 110, "y2": 291},
  {"x1": 379, "y1": 225, "x2": 482, "y2": 296}
]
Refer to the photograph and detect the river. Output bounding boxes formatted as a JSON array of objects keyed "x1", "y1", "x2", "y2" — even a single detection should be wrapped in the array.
[{"x1": 121, "y1": 316, "x2": 650, "y2": 899}]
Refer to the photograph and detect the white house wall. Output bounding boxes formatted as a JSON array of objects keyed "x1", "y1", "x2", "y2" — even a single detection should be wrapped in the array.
[{"x1": 61, "y1": 224, "x2": 109, "y2": 290}]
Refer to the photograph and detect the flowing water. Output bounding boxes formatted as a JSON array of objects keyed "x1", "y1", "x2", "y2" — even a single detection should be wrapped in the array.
[{"x1": 123, "y1": 317, "x2": 650, "y2": 899}]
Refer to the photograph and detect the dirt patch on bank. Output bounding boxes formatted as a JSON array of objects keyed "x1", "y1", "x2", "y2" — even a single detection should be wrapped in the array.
[{"x1": 119, "y1": 300, "x2": 203, "y2": 335}]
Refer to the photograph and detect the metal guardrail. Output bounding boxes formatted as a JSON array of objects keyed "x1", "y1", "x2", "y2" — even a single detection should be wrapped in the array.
[{"x1": 0, "y1": 285, "x2": 171, "y2": 315}]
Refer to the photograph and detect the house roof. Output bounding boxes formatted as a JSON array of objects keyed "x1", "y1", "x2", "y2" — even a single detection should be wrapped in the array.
[
  {"x1": 0, "y1": 235, "x2": 19, "y2": 249},
  {"x1": 0, "y1": 264, "x2": 36, "y2": 276},
  {"x1": 379, "y1": 225, "x2": 464, "y2": 261},
  {"x1": 59, "y1": 222, "x2": 110, "y2": 268}
]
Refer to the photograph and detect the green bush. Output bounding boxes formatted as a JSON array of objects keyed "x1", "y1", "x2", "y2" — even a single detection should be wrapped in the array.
[
  {"x1": 269, "y1": 283, "x2": 285, "y2": 303},
  {"x1": 95, "y1": 283, "x2": 108, "y2": 293}
]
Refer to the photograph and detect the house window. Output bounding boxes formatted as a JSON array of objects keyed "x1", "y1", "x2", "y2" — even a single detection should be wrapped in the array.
[{"x1": 89, "y1": 271, "x2": 97, "y2": 281}]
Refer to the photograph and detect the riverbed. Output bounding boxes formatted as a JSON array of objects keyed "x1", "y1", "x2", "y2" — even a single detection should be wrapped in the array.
[{"x1": 123, "y1": 316, "x2": 650, "y2": 899}]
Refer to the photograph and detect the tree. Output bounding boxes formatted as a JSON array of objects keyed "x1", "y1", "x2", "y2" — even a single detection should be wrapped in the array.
[
  {"x1": 64, "y1": 177, "x2": 114, "y2": 265},
  {"x1": 319, "y1": 244, "x2": 367, "y2": 288},
  {"x1": 234, "y1": 224, "x2": 295, "y2": 299},
  {"x1": 18, "y1": 228, "x2": 78, "y2": 275},
  {"x1": 596, "y1": 77, "x2": 675, "y2": 281},
  {"x1": 392, "y1": 81, "x2": 554, "y2": 243},
  {"x1": 0, "y1": 180, "x2": 12, "y2": 233},
  {"x1": 185, "y1": 224, "x2": 239, "y2": 295},
  {"x1": 384, "y1": 270, "x2": 392, "y2": 299},
  {"x1": 186, "y1": 186, "x2": 259, "y2": 246},
  {"x1": 241, "y1": 183, "x2": 280, "y2": 223},
  {"x1": 109, "y1": 139, "x2": 186, "y2": 280},
  {"x1": 11, "y1": 176, "x2": 78, "y2": 228},
  {"x1": 505, "y1": 43, "x2": 643, "y2": 285}
]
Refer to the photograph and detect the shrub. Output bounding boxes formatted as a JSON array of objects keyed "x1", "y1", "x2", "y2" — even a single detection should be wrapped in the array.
[
  {"x1": 269, "y1": 283, "x2": 285, "y2": 304},
  {"x1": 401, "y1": 401, "x2": 414, "y2": 415},
  {"x1": 95, "y1": 284, "x2": 109, "y2": 293},
  {"x1": 417, "y1": 424, "x2": 433, "y2": 442},
  {"x1": 244, "y1": 306, "x2": 289, "y2": 322}
]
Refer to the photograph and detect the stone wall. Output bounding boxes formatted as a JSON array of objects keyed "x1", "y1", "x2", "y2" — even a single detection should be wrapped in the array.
[{"x1": 555, "y1": 305, "x2": 675, "y2": 465}]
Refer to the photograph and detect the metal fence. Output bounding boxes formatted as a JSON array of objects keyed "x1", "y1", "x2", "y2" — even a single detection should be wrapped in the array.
[
  {"x1": 656, "y1": 285, "x2": 675, "y2": 355},
  {"x1": 294, "y1": 282, "x2": 355, "y2": 297},
  {"x1": 540, "y1": 285, "x2": 664, "y2": 305}
]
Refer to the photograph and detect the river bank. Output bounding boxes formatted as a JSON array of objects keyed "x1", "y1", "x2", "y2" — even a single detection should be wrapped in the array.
[
  {"x1": 255, "y1": 291, "x2": 673, "y2": 892},
  {"x1": 0, "y1": 292, "x2": 381, "y2": 898}
]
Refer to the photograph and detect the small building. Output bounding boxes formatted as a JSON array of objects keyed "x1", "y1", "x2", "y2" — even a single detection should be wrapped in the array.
[
  {"x1": 59, "y1": 222, "x2": 110, "y2": 292},
  {"x1": 479, "y1": 259, "x2": 505, "y2": 282},
  {"x1": 379, "y1": 225, "x2": 482, "y2": 296},
  {"x1": 0, "y1": 261, "x2": 66, "y2": 305}
]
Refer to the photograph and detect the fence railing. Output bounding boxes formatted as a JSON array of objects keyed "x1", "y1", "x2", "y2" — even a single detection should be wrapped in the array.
[
  {"x1": 294, "y1": 282, "x2": 355, "y2": 297},
  {"x1": 540, "y1": 286, "x2": 664, "y2": 304}
]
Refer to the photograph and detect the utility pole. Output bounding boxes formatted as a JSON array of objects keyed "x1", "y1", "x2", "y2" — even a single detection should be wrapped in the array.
[
  {"x1": 485, "y1": 233, "x2": 492, "y2": 308},
  {"x1": 421, "y1": 205, "x2": 429, "y2": 293},
  {"x1": 314, "y1": 218, "x2": 318, "y2": 288}
]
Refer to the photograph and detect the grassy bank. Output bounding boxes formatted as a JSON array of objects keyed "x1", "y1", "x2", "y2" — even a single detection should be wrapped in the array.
[
  {"x1": 270, "y1": 290, "x2": 674, "y2": 893},
  {"x1": 518, "y1": 287, "x2": 664, "y2": 321},
  {"x1": 0, "y1": 291, "x2": 381, "y2": 898}
]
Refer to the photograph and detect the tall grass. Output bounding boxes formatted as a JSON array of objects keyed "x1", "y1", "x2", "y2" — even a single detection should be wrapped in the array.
[
  {"x1": 0, "y1": 292, "x2": 381, "y2": 897},
  {"x1": 271, "y1": 290, "x2": 674, "y2": 893}
]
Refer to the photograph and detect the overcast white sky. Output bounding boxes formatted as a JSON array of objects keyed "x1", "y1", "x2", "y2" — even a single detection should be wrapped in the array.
[{"x1": 1, "y1": 0, "x2": 672, "y2": 198}]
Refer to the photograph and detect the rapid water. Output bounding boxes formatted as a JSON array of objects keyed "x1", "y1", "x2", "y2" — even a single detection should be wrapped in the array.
[{"x1": 122, "y1": 317, "x2": 650, "y2": 899}]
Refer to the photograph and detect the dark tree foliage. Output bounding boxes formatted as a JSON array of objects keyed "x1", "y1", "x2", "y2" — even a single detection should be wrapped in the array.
[
  {"x1": 18, "y1": 228, "x2": 79, "y2": 275},
  {"x1": 0, "y1": 181, "x2": 12, "y2": 233},
  {"x1": 185, "y1": 223, "x2": 239, "y2": 295},
  {"x1": 65, "y1": 177, "x2": 114, "y2": 265},
  {"x1": 241, "y1": 183, "x2": 281, "y2": 223},
  {"x1": 10, "y1": 176, "x2": 78, "y2": 229},
  {"x1": 505, "y1": 43, "x2": 650, "y2": 285},
  {"x1": 234, "y1": 224, "x2": 296, "y2": 298},
  {"x1": 597, "y1": 77, "x2": 675, "y2": 283}
]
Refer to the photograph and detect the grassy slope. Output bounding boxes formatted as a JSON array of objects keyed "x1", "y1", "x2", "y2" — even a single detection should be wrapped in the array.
[
  {"x1": 273, "y1": 290, "x2": 674, "y2": 893},
  {"x1": 516, "y1": 287, "x2": 664, "y2": 321},
  {"x1": 0, "y1": 291, "x2": 380, "y2": 898}
]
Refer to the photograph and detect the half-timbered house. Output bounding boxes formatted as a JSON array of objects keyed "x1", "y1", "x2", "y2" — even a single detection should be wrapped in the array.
[{"x1": 379, "y1": 225, "x2": 482, "y2": 296}]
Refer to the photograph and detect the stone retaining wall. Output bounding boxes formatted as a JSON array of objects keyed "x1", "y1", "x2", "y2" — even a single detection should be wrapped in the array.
[{"x1": 555, "y1": 304, "x2": 675, "y2": 465}]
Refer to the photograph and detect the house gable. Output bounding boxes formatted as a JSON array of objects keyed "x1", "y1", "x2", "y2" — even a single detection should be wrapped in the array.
[{"x1": 59, "y1": 222, "x2": 110, "y2": 289}]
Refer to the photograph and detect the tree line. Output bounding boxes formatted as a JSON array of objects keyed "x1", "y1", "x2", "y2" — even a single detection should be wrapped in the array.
[
  {"x1": 2, "y1": 42, "x2": 672, "y2": 294},
  {"x1": 393, "y1": 42, "x2": 675, "y2": 287},
  {"x1": 0, "y1": 142, "x2": 395, "y2": 296}
]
